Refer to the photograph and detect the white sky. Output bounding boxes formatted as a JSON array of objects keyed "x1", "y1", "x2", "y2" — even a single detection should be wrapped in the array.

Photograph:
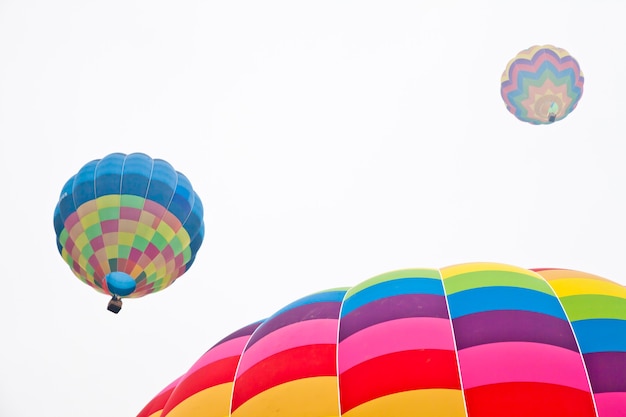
[{"x1": 1, "y1": 1, "x2": 625, "y2": 416}]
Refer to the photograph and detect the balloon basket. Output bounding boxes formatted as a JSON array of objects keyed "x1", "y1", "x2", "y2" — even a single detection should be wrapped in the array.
[{"x1": 107, "y1": 297, "x2": 123, "y2": 314}]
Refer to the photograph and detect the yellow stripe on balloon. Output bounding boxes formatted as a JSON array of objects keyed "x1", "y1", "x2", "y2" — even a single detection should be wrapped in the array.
[
  {"x1": 140, "y1": 261, "x2": 157, "y2": 279},
  {"x1": 534, "y1": 269, "x2": 626, "y2": 297},
  {"x1": 231, "y1": 377, "x2": 339, "y2": 417},
  {"x1": 117, "y1": 231, "x2": 135, "y2": 247},
  {"x1": 165, "y1": 383, "x2": 232, "y2": 417},
  {"x1": 77, "y1": 253, "x2": 90, "y2": 271},
  {"x1": 155, "y1": 266, "x2": 168, "y2": 282},
  {"x1": 104, "y1": 243, "x2": 118, "y2": 260},
  {"x1": 156, "y1": 221, "x2": 176, "y2": 243},
  {"x1": 74, "y1": 233, "x2": 89, "y2": 252},
  {"x1": 535, "y1": 268, "x2": 613, "y2": 282},
  {"x1": 96, "y1": 194, "x2": 121, "y2": 209},
  {"x1": 342, "y1": 389, "x2": 465, "y2": 417},
  {"x1": 440, "y1": 262, "x2": 532, "y2": 279},
  {"x1": 135, "y1": 224, "x2": 156, "y2": 244},
  {"x1": 79, "y1": 210, "x2": 100, "y2": 230},
  {"x1": 548, "y1": 278, "x2": 626, "y2": 299},
  {"x1": 175, "y1": 229, "x2": 191, "y2": 250}
]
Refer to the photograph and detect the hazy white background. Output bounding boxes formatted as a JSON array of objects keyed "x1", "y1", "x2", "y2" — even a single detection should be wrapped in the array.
[{"x1": 1, "y1": 1, "x2": 625, "y2": 416}]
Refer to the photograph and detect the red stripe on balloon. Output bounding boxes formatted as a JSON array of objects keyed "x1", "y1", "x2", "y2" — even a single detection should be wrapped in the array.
[
  {"x1": 339, "y1": 349, "x2": 461, "y2": 413},
  {"x1": 464, "y1": 382, "x2": 596, "y2": 417},
  {"x1": 161, "y1": 356, "x2": 240, "y2": 414},
  {"x1": 231, "y1": 344, "x2": 336, "y2": 411}
]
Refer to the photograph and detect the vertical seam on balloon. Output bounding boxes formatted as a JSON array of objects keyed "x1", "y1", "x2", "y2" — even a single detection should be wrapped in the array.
[
  {"x1": 228, "y1": 320, "x2": 264, "y2": 417},
  {"x1": 139, "y1": 159, "x2": 179, "y2": 295},
  {"x1": 179, "y1": 177, "x2": 196, "y2": 228},
  {"x1": 71, "y1": 170, "x2": 80, "y2": 212},
  {"x1": 144, "y1": 157, "x2": 154, "y2": 199},
  {"x1": 92, "y1": 157, "x2": 106, "y2": 283},
  {"x1": 440, "y1": 266, "x2": 470, "y2": 417},
  {"x1": 530, "y1": 268, "x2": 600, "y2": 417},
  {"x1": 164, "y1": 169, "x2": 179, "y2": 214},
  {"x1": 119, "y1": 154, "x2": 126, "y2": 195},
  {"x1": 335, "y1": 288, "x2": 349, "y2": 417},
  {"x1": 133, "y1": 156, "x2": 155, "y2": 296},
  {"x1": 132, "y1": 157, "x2": 155, "y2": 297}
]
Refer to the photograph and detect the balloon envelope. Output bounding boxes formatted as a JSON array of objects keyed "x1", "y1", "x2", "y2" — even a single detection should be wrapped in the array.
[
  {"x1": 501, "y1": 45, "x2": 584, "y2": 125},
  {"x1": 138, "y1": 262, "x2": 626, "y2": 417},
  {"x1": 53, "y1": 152, "x2": 205, "y2": 299}
]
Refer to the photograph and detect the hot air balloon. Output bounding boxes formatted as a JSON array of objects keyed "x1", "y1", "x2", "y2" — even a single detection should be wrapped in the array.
[
  {"x1": 138, "y1": 262, "x2": 626, "y2": 417},
  {"x1": 137, "y1": 376, "x2": 183, "y2": 417},
  {"x1": 501, "y1": 44, "x2": 584, "y2": 124},
  {"x1": 53, "y1": 152, "x2": 205, "y2": 313},
  {"x1": 137, "y1": 321, "x2": 264, "y2": 417}
]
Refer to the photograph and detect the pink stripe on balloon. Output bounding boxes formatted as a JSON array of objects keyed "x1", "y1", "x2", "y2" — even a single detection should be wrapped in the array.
[
  {"x1": 143, "y1": 199, "x2": 166, "y2": 218},
  {"x1": 236, "y1": 319, "x2": 338, "y2": 375},
  {"x1": 63, "y1": 211, "x2": 80, "y2": 231},
  {"x1": 338, "y1": 317, "x2": 455, "y2": 373},
  {"x1": 458, "y1": 341, "x2": 590, "y2": 391},
  {"x1": 594, "y1": 392, "x2": 626, "y2": 417},
  {"x1": 506, "y1": 51, "x2": 580, "y2": 87},
  {"x1": 161, "y1": 210, "x2": 182, "y2": 231},
  {"x1": 185, "y1": 336, "x2": 250, "y2": 374}
]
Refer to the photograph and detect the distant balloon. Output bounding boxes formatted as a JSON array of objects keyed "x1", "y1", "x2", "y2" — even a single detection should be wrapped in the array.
[
  {"x1": 53, "y1": 152, "x2": 205, "y2": 313},
  {"x1": 501, "y1": 45, "x2": 584, "y2": 124},
  {"x1": 138, "y1": 263, "x2": 626, "y2": 417}
]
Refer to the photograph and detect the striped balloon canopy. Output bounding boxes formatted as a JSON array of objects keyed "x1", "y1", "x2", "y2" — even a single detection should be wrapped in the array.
[
  {"x1": 53, "y1": 152, "x2": 204, "y2": 305},
  {"x1": 138, "y1": 262, "x2": 626, "y2": 417},
  {"x1": 501, "y1": 44, "x2": 584, "y2": 125}
]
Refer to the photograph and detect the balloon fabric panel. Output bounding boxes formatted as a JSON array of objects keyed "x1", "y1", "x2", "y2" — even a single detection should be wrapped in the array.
[
  {"x1": 534, "y1": 268, "x2": 626, "y2": 417},
  {"x1": 338, "y1": 270, "x2": 463, "y2": 416},
  {"x1": 161, "y1": 321, "x2": 263, "y2": 417},
  {"x1": 231, "y1": 289, "x2": 346, "y2": 417},
  {"x1": 136, "y1": 376, "x2": 183, "y2": 417},
  {"x1": 137, "y1": 263, "x2": 626, "y2": 417}
]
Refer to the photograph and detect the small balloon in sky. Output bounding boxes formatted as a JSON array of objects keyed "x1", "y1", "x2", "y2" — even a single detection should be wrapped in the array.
[
  {"x1": 53, "y1": 152, "x2": 205, "y2": 313},
  {"x1": 501, "y1": 44, "x2": 584, "y2": 125}
]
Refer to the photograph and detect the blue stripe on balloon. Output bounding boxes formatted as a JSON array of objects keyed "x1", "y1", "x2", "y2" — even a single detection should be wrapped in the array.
[
  {"x1": 509, "y1": 64, "x2": 579, "y2": 103},
  {"x1": 572, "y1": 319, "x2": 626, "y2": 353},
  {"x1": 95, "y1": 153, "x2": 125, "y2": 197},
  {"x1": 121, "y1": 153, "x2": 153, "y2": 197},
  {"x1": 271, "y1": 289, "x2": 348, "y2": 318},
  {"x1": 57, "y1": 176, "x2": 77, "y2": 224},
  {"x1": 52, "y1": 204, "x2": 65, "y2": 254},
  {"x1": 187, "y1": 222, "x2": 204, "y2": 255},
  {"x1": 183, "y1": 191, "x2": 204, "y2": 240},
  {"x1": 72, "y1": 160, "x2": 98, "y2": 207},
  {"x1": 446, "y1": 286, "x2": 567, "y2": 320},
  {"x1": 340, "y1": 277, "x2": 445, "y2": 317},
  {"x1": 146, "y1": 159, "x2": 177, "y2": 208},
  {"x1": 168, "y1": 172, "x2": 194, "y2": 224}
]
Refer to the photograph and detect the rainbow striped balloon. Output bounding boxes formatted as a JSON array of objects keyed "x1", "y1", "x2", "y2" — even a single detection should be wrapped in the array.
[
  {"x1": 53, "y1": 152, "x2": 204, "y2": 301},
  {"x1": 137, "y1": 321, "x2": 262, "y2": 417},
  {"x1": 501, "y1": 45, "x2": 584, "y2": 125},
  {"x1": 138, "y1": 263, "x2": 626, "y2": 417}
]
